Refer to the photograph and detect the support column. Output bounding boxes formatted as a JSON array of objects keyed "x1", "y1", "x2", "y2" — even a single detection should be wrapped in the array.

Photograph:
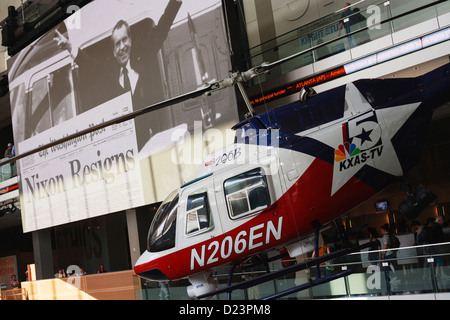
[
  {"x1": 32, "y1": 229, "x2": 54, "y2": 280},
  {"x1": 254, "y1": 0, "x2": 279, "y2": 74},
  {"x1": 126, "y1": 209, "x2": 141, "y2": 268}
]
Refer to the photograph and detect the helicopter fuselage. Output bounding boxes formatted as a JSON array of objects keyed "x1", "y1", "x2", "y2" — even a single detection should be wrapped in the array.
[{"x1": 134, "y1": 63, "x2": 450, "y2": 284}]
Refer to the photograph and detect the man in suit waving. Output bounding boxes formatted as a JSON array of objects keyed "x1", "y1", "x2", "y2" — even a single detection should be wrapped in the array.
[{"x1": 54, "y1": 0, "x2": 182, "y2": 112}]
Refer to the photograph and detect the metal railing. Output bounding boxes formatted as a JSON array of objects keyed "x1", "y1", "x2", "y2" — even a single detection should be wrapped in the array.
[
  {"x1": 134, "y1": 239, "x2": 450, "y2": 300},
  {"x1": 0, "y1": 288, "x2": 28, "y2": 300},
  {"x1": 300, "y1": 241, "x2": 450, "y2": 299},
  {"x1": 245, "y1": 0, "x2": 450, "y2": 85}
]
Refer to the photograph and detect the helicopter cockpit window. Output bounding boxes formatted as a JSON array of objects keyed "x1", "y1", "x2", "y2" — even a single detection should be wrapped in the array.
[
  {"x1": 147, "y1": 190, "x2": 179, "y2": 252},
  {"x1": 30, "y1": 77, "x2": 51, "y2": 135},
  {"x1": 186, "y1": 189, "x2": 212, "y2": 235},
  {"x1": 224, "y1": 168, "x2": 271, "y2": 219},
  {"x1": 48, "y1": 65, "x2": 75, "y2": 126},
  {"x1": 28, "y1": 65, "x2": 76, "y2": 138}
]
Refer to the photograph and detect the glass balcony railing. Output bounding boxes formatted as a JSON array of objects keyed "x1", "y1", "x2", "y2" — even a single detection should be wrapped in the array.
[
  {"x1": 245, "y1": 0, "x2": 450, "y2": 85},
  {"x1": 134, "y1": 239, "x2": 450, "y2": 300},
  {"x1": 299, "y1": 241, "x2": 450, "y2": 299},
  {"x1": 0, "y1": 157, "x2": 17, "y2": 183}
]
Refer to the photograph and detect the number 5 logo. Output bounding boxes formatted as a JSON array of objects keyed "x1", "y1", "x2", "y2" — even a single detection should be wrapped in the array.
[{"x1": 346, "y1": 111, "x2": 382, "y2": 152}]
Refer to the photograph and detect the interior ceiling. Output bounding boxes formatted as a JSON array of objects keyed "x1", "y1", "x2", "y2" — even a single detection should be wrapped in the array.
[{"x1": 381, "y1": 56, "x2": 450, "y2": 78}]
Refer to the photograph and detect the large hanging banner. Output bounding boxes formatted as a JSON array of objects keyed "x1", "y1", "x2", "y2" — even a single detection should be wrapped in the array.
[{"x1": 8, "y1": 0, "x2": 239, "y2": 232}]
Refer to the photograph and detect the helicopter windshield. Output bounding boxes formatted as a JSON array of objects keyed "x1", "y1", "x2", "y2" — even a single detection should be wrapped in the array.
[{"x1": 147, "y1": 190, "x2": 179, "y2": 252}]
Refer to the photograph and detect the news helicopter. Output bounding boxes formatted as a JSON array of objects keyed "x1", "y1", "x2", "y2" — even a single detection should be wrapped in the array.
[{"x1": 133, "y1": 56, "x2": 450, "y2": 298}]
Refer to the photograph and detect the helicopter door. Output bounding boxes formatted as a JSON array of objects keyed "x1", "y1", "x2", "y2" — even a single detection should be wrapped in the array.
[
  {"x1": 177, "y1": 178, "x2": 222, "y2": 249},
  {"x1": 212, "y1": 156, "x2": 283, "y2": 232}
]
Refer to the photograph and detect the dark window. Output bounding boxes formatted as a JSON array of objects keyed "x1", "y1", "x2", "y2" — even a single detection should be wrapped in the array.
[
  {"x1": 186, "y1": 189, "x2": 212, "y2": 235},
  {"x1": 224, "y1": 168, "x2": 271, "y2": 219},
  {"x1": 147, "y1": 191, "x2": 178, "y2": 252}
]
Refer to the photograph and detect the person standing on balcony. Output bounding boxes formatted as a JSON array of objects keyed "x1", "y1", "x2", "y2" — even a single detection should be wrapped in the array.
[
  {"x1": 367, "y1": 227, "x2": 382, "y2": 266},
  {"x1": 431, "y1": 216, "x2": 447, "y2": 278},
  {"x1": 3, "y1": 143, "x2": 15, "y2": 174},
  {"x1": 10, "y1": 275, "x2": 19, "y2": 289},
  {"x1": 4, "y1": 143, "x2": 13, "y2": 158},
  {"x1": 380, "y1": 223, "x2": 400, "y2": 291},
  {"x1": 338, "y1": 2, "x2": 356, "y2": 48}
]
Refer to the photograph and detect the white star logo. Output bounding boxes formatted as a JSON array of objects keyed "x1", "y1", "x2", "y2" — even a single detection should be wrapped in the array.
[{"x1": 310, "y1": 83, "x2": 421, "y2": 196}]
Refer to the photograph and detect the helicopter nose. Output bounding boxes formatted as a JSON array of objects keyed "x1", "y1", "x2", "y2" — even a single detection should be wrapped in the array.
[{"x1": 134, "y1": 251, "x2": 170, "y2": 281}]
